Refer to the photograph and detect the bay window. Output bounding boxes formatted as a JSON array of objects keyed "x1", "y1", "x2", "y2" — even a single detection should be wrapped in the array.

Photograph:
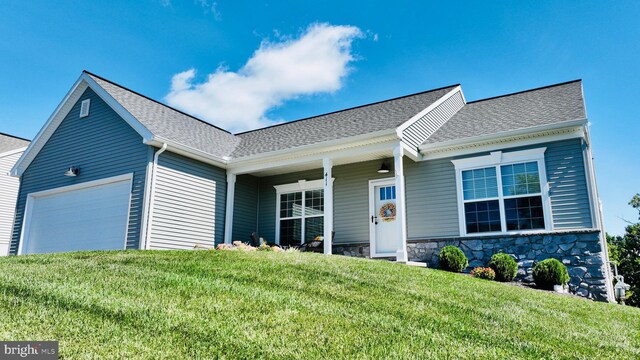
[{"x1": 453, "y1": 148, "x2": 551, "y2": 236}]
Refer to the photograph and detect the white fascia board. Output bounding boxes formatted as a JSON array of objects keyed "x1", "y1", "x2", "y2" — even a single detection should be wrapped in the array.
[
  {"x1": 228, "y1": 139, "x2": 397, "y2": 175},
  {"x1": 145, "y1": 138, "x2": 229, "y2": 168},
  {"x1": 420, "y1": 121, "x2": 587, "y2": 161},
  {"x1": 396, "y1": 85, "x2": 464, "y2": 136}
]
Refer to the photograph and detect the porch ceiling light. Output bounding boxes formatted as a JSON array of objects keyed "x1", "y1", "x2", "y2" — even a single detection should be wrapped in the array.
[
  {"x1": 64, "y1": 166, "x2": 79, "y2": 177},
  {"x1": 377, "y1": 162, "x2": 390, "y2": 174}
]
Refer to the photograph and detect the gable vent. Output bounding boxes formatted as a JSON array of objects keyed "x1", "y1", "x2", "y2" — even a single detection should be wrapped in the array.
[{"x1": 79, "y1": 99, "x2": 91, "y2": 118}]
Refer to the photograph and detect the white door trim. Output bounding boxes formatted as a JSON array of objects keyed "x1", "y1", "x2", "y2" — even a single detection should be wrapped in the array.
[
  {"x1": 369, "y1": 177, "x2": 396, "y2": 258},
  {"x1": 18, "y1": 173, "x2": 133, "y2": 255}
]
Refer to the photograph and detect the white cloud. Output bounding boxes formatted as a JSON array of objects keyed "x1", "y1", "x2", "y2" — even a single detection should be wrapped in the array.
[{"x1": 165, "y1": 23, "x2": 363, "y2": 132}]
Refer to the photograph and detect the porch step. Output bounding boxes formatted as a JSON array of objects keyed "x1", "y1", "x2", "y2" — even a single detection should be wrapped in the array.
[{"x1": 396, "y1": 260, "x2": 428, "y2": 268}]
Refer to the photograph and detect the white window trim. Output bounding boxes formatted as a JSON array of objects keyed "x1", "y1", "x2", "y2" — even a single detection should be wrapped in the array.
[
  {"x1": 274, "y1": 178, "x2": 334, "y2": 245},
  {"x1": 451, "y1": 148, "x2": 553, "y2": 237}
]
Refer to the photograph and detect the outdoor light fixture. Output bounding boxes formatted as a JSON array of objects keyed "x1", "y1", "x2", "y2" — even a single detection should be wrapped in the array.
[
  {"x1": 377, "y1": 162, "x2": 390, "y2": 173},
  {"x1": 64, "y1": 166, "x2": 79, "y2": 177}
]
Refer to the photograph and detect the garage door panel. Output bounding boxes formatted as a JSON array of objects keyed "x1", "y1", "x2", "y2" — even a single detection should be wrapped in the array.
[{"x1": 23, "y1": 178, "x2": 132, "y2": 254}]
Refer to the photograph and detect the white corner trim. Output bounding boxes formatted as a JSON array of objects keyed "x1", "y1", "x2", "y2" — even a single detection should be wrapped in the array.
[{"x1": 396, "y1": 86, "x2": 462, "y2": 135}]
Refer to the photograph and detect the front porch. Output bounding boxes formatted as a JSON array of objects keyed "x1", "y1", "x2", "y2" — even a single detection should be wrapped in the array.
[{"x1": 224, "y1": 142, "x2": 413, "y2": 261}]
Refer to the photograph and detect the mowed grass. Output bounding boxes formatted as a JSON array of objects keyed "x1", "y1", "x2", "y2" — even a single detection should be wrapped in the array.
[{"x1": 0, "y1": 250, "x2": 638, "y2": 359}]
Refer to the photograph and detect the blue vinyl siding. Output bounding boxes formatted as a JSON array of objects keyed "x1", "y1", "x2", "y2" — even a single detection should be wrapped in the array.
[
  {"x1": 544, "y1": 139, "x2": 593, "y2": 229},
  {"x1": 148, "y1": 151, "x2": 226, "y2": 248},
  {"x1": 405, "y1": 138, "x2": 593, "y2": 240},
  {"x1": 10, "y1": 88, "x2": 149, "y2": 254},
  {"x1": 232, "y1": 174, "x2": 259, "y2": 243}
]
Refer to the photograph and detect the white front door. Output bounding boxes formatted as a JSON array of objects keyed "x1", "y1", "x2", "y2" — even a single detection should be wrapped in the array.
[{"x1": 369, "y1": 178, "x2": 400, "y2": 257}]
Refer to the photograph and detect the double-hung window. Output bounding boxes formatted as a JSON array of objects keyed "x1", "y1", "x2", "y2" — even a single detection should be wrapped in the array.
[
  {"x1": 452, "y1": 148, "x2": 551, "y2": 236},
  {"x1": 275, "y1": 180, "x2": 326, "y2": 246}
]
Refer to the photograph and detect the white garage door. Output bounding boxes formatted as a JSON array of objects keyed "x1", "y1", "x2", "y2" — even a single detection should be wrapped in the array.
[{"x1": 21, "y1": 175, "x2": 132, "y2": 254}]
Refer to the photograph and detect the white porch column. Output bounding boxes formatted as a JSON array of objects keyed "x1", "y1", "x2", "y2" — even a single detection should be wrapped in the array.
[
  {"x1": 223, "y1": 173, "x2": 236, "y2": 244},
  {"x1": 323, "y1": 158, "x2": 333, "y2": 255},
  {"x1": 394, "y1": 145, "x2": 409, "y2": 262}
]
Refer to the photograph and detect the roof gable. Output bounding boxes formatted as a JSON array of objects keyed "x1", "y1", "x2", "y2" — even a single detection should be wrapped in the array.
[{"x1": 85, "y1": 72, "x2": 240, "y2": 160}]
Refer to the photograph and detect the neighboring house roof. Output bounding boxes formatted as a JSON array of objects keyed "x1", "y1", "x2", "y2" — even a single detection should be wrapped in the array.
[
  {"x1": 424, "y1": 80, "x2": 585, "y2": 145},
  {"x1": 231, "y1": 85, "x2": 458, "y2": 158},
  {"x1": 85, "y1": 72, "x2": 241, "y2": 159},
  {"x1": 0, "y1": 132, "x2": 30, "y2": 154}
]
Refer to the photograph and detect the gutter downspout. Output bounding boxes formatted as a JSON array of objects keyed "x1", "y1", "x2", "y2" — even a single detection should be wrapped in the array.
[{"x1": 142, "y1": 143, "x2": 167, "y2": 250}]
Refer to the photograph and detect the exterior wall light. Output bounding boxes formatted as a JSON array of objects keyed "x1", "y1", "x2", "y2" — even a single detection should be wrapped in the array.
[
  {"x1": 64, "y1": 166, "x2": 80, "y2": 177},
  {"x1": 377, "y1": 162, "x2": 390, "y2": 174}
]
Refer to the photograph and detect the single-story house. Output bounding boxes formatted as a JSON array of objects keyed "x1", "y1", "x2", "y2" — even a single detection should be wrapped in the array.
[
  {"x1": 8, "y1": 71, "x2": 613, "y2": 301},
  {"x1": 0, "y1": 133, "x2": 29, "y2": 256}
]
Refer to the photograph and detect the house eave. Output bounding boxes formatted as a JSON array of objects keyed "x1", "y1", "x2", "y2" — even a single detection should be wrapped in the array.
[
  {"x1": 145, "y1": 137, "x2": 230, "y2": 168},
  {"x1": 229, "y1": 129, "x2": 398, "y2": 163},
  {"x1": 418, "y1": 119, "x2": 588, "y2": 160}
]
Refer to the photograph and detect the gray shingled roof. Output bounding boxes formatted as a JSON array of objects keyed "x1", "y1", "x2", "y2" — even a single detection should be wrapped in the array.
[
  {"x1": 0, "y1": 133, "x2": 30, "y2": 154},
  {"x1": 231, "y1": 86, "x2": 457, "y2": 158},
  {"x1": 424, "y1": 80, "x2": 585, "y2": 145},
  {"x1": 86, "y1": 72, "x2": 241, "y2": 159},
  {"x1": 85, "y1": 71, "x2": 584, "y2": 160}
]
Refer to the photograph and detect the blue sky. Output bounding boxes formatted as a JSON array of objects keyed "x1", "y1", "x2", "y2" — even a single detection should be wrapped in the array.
[{"x1": 1, "y1": 1, "x2": 638, "y2": 234}]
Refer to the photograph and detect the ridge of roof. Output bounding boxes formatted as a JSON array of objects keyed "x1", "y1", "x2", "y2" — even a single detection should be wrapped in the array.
[
  {"x1": 467, "y1": 79, "x2": 582, "y2": 104},
  {"x1": 235, "y1": 84, "x2": 460, "y2": 136},
  {"x1": 0, "y1": 131, "x2": 30, "y2": 143},
  {"x1": 82, "y1": 70, "x2": 233, "y2": 135}
]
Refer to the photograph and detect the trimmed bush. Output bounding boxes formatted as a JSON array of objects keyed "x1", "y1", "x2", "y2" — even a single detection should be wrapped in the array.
[
  {"x1": 438, "y1": 246, "x2": 468, "y2": 272},
  {"x1": 489, "y1": 253, "x2": 518, "y2": 282},
  {"x1": 471, "y1": 267, "x2": 496, "y2": 280},
  {"x1": 532, "y1": 258, "x2": 570, "y2": 290}
]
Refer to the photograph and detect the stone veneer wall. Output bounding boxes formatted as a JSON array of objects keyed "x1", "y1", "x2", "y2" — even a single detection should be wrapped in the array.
[{"x1": 332, "y1": 230, "x2": 611, "y2": 302}]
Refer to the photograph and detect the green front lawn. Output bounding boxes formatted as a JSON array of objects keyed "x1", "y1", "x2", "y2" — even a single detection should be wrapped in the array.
[{"x1": 0, "y1": 250, "x2": 638, "y2": 359}]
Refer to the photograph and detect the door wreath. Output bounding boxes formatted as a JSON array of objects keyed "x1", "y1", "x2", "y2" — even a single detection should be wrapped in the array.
[{"x1": 379, "y1": 202, "x2": 396, "y2": 222}]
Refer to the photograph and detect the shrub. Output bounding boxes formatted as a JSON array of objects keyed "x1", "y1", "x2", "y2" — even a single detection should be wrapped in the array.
[
  {"x1": 438, "y1": 246, "x2": 468, "y2": 272},
  {"x1": 489, "y1": 253, "x2": 518, "y2": 282},
  {"x1": 532, "y1": 258, "x2": 570, "y2": 290},
  {"x1": 471, "y1": 267, "x2": 495, "y2": 280}
]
